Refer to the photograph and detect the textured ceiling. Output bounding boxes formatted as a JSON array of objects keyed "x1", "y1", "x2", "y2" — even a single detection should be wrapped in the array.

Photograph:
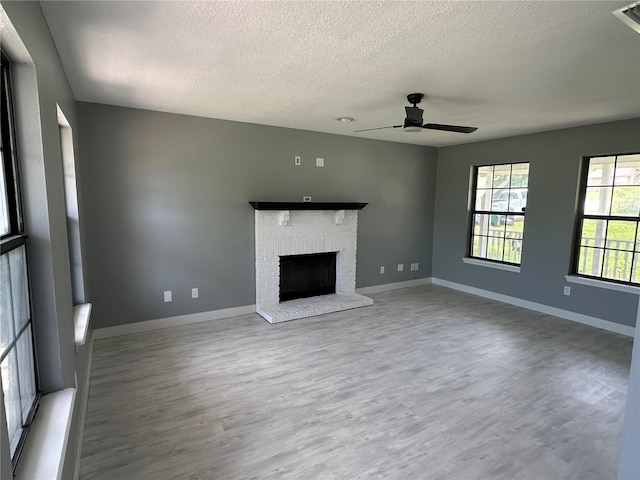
[{"x1": 40, "y1": 1, "x2": 640, "y2": 147}]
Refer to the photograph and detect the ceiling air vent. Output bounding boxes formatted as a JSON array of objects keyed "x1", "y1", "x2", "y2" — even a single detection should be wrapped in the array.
[{"x1": 613, "y1": 2, "x2": 640, "y2": 34}]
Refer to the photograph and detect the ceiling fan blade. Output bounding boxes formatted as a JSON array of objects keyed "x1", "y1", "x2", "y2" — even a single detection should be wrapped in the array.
[
  {"x1": 354, "y1": 125, "x2": 402, "y2": 133},
  {"x1": 423, "y1": 123, "x2": 478, "y2": 134}
]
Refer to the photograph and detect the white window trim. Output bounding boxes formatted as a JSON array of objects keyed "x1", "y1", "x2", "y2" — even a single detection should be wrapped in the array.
[
  {"x1": 14, "y1": 388, "x2": 76, "y2": 480},
  {"x1": 565, "y1": 275, "x2": 640, "y2": 295},
  {"x1": 463, "y1": 257, "x2": 521, "y2": 273},
  {"x1": 73, "y1": 303, "x2": 92, "y2": 347}
]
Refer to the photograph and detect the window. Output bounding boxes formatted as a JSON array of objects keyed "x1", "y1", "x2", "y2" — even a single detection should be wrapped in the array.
[
  {"x1": 574, "y1": 153, "x2": 640, "y2": 285},
  {"x1": 469, "y1": 163, "x2": 530, "y2": 265},
  {"x1": 1, "y1": 51, "x2": 39, "y2": 469}
]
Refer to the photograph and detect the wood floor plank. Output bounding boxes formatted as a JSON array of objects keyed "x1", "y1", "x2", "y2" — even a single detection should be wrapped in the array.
[{"x1": 80, "y1": 285, "x2": 632, "y2": 479}]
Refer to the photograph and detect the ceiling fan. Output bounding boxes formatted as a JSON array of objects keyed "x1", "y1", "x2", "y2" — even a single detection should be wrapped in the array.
[{"x1": 354, "y1": 93, "x2": 478, "y2": 134}]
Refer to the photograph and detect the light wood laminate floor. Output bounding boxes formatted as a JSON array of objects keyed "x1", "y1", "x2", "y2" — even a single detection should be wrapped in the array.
[{"x1": 80, "y1": 285, "x2": 633, "y2": 479}]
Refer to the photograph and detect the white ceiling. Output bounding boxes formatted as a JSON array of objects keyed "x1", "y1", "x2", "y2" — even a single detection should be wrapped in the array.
[{"x1": 40, "y1": 1, "x2": 640, "y2": 147}]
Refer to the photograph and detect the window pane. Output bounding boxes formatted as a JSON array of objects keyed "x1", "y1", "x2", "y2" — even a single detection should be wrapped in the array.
[
  {"x1": 486, "y1": 237, "x2": 504, "y2": 261},
  {"x1": 8, "y1": 246, "x2": 29, "y2": 332},
  {"x1": 584, "y1": 187, "x2": 612, "y2": 215},
  {"x1": 487, "y1": 224, "x2": 506, "y2": 243},
  {"x1": 476, "y1": 166, "x2": 493, "y2": 189},
  {"x1": 473, "y1": 214, "x2": 491, "y2": 236},
  {"x1": 493, "y1": 164, "x2": 512, "y2": 189},
  {"x1": 611, "y1": 186, "x2": 640, "y2": 217},
  {"x1": 1, "y1": 348, "x2": 22, "y2": 456},
  {"x1": 587, "y1": 156, "x2": 616, "y2": 186},
  {"x1": 602, "y1": 249, "x2": 633, "y2": 282},
  {"x1": 578, "y1": 247, "x2": 604, "y2": 277},
  {"x1": 475, "y1": 189, "x2": 492, "y2": 211},
  {"x1": 490, "y1": 189, "x2": 527, "y2": 213},
  {"x1": 606, "y1": 221, "x2": 636, "y2": 251},
  {"x1": 510, "y1": 163, "x2": 529, "y2": 188},
  {"x1": 581, "y1": 219, "x2": 607, "y2": 248},
  {"x1": 633, "y1": 254, "x2": 640, "y2": 284},
  {"x1": 509, "y1": 215, "x2": 525, "y2": 233},
  {"x1": 614, "y1": 154, "x2": 640, "y2": 186},
  {"x1": 504, "y1": 239, "x2": 522, "y2": 264},
  {"x1": 471, "y1": 235, "x2": 487, "y2": 258},
  {"x1": 0, "y1": 148, "x2": 10, "y2": 236},
  {"x1": 17, "y1": 326, "x2": 36, "y2": 421},
  {"x1": 1, "y1": 253, "x2": 15, "y2": 355},
  {"x1": 505, "y1": 226, "x2": 525, "y2": 242},
  {"x1": 490, "y1": 190, "x2": 506, "y2": 212}
]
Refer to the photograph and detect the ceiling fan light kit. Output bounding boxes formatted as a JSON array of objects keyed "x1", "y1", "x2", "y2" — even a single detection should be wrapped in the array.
[{"x1": 355, "y1": 93, "x2": 478, "y2": 135}]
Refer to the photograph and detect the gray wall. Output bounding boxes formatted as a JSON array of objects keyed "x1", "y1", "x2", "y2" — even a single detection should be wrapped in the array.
[
  {"x1": 76, "y1": 102, "x2": 438, "y2": 329},
  {"x1": 433, "y1": 119, "x2": 640, "y2": 327},
  {"x1": 1, "y1": 1, "x2": 91, "y2": 478}
]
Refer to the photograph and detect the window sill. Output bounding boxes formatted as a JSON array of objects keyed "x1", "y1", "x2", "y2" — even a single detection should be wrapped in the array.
[
  {"x1": 73, "y1": 303, "x2": 92, "y2": 347},
  {"x1": 462, "y1": 257, "x2": 521, "y2": 273},
  {"x1": 565, "y1": 275, "x2": 640, "y2": 295},
  {"x1": 14, "y1": 388, "x2": 76, "y2": 480}
]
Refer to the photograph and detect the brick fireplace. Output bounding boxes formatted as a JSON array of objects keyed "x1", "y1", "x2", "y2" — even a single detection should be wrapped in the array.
[{"x1": 250, "y1": 202, "x2": 373, "y2": 323}]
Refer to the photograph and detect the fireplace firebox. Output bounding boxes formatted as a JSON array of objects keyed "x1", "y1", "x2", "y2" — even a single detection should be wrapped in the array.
[{"x1": 279, "y1": 252, "x2": 337, "y2": 302}]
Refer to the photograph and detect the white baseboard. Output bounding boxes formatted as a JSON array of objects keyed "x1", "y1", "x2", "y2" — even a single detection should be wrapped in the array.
[
  {"x1": 432, "y1": 278, "x2": 635, "y2": 337},
  {"x1": 93, "y1": 304, "x2": 257, "y2": 339},
  {"x1": 356, "y1": 277, "x2": 432, "y2": 295},
  {"x1": 73, "y1": 331, "x2": 94, "y2": 480},
  {"x1": 92, "y1": 279, "x2": 433, "y2": 339},
  {"x1": 93, "y1": 276, "x2": 634, "y2": 339}
]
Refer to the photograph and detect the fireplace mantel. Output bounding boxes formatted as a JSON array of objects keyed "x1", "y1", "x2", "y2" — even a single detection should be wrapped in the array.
[{"x1": 249, "y1": 201, "x2": 367, "y2": 211}]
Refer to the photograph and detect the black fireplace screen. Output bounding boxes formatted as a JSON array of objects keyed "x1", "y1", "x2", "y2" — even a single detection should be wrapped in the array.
[{"x1": 279, "y1": 252, "x2": 337, "y2": 302}]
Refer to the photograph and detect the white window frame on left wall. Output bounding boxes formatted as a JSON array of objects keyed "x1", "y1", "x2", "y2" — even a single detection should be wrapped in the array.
[{"x1": 1, "y1": 48, "x2": 41, "y2": 474}]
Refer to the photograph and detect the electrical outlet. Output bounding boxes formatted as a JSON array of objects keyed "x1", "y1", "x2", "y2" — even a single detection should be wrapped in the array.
[
  {"x1": 316, "y1": 157, "x2": 324, "y2": 167},
  {"x1": 294, "y1": 155, "x2": 301, "y2": 166},
  {"x1": 192, "y1": 288, "x2": 199, "y2": 299},
  {"x1": 163, "y1": 290, "x2": 172, "y2": 302},
  {"x1": 563, "y1": 286, "x2": 571, "y2": 296},
  {"x1": 303, "y1": 196, "x2": 312, "y2": 202},
  {"x1": 397, "y1": 264, "x2": 403, "y2": 272},
  {"x1": 380, "y1": 266, "x2": 385, "y2": 274}
]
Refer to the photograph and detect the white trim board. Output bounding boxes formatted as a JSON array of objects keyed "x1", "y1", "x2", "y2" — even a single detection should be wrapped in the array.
[
  {"x1": 432, "y1": 278, "x2": 635, "y2": 337},
  {"x1": 15, "y1": 389, "x2": 76, "y2": 480},
  {"x1": 356, "y1": 278, "x2": 431, "y2": 295},
  {"x1": 93, "y1": 304, "x2": 256, "y2": 339},
  {"x1": 73, "y1": 331, "x2": 94, "y2": 480}
]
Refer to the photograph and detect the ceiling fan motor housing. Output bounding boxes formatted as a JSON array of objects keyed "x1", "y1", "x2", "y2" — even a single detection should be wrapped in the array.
[
  {"x1": 407, "y1": 93, "x2": 424, "y2": 106},
  {"x1": 404, "y1": 106, "x2": 424, "y2": 131}
]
